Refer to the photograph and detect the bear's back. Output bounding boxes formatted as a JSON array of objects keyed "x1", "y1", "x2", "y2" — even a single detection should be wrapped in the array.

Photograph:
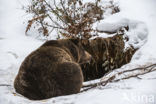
[{"x1": 14, "y1": 46, "x2": 73, "y2": 99}]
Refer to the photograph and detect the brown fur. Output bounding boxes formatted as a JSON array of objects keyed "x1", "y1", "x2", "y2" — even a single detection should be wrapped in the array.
[{"x1": 14, "y1": 38, "x2": 91, "y2": 100}]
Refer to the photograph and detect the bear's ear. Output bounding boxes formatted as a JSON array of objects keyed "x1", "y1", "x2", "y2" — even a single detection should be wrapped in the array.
[{"x1": 69, "y1": 38, "x2": 80, "y2": 45}]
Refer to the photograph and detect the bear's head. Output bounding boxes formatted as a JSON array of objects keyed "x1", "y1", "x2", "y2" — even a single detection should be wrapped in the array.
[
  {"x1": 68, "y1": 38, "x2": 92, "y2": 64},
  {"x1": 41, "y1": 38, "x2": 92, "y2": 64}
]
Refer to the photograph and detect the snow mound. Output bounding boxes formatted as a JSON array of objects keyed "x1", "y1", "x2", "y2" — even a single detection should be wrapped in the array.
[{"x1": 97, "y1": 17, "x2": 148, "y2": 49}]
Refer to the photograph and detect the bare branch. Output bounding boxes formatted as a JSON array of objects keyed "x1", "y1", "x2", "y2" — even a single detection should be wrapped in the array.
[
  {"x1": 0, "y1": 84, "x2": 11, "y2": 87},
  {"x1": 43, "y1": 0, "x2": 65, "y2": 23},
  {"x1": 81, "y1": 64, "x2": 156, "y2": 92}
]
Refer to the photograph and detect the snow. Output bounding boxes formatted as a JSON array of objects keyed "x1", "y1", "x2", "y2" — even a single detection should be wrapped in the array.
[
  {"x1": 118, "y1": 0, "x2": 156, "y2": 64},
  {"x1": 96, "y1": 17, "x2": 148, "y2": 49},
  {"x1": 0, "y1": 0, "x2": 156, "y2": 104}
]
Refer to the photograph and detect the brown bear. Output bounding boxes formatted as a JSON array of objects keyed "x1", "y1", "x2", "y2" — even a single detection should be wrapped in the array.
[{"x1": 14, "y1": 38, "x2": 92, "y2": 100}]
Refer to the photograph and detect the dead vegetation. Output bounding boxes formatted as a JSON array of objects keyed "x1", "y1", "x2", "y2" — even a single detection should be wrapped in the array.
[{"x1": 24, "y1": 0, "x2": 120, "y2": 39}]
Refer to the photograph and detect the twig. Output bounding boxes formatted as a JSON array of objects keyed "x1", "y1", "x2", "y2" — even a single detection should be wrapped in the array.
[
  {"x1": 60, "y1": 0, "x2": 68, "y2": 16},
  {"x1": 41, "y1": 22, "x2": 66, "y2": 30},
  {"x1": 47, "y1": 14, "x2": 63, "y2": 28},
  {"x1": 117, "y1": 64, "x2": 156, "y2": 75},
  {"x1": 0, "y1": 84, "x2": 11, "y2": 87},
  {"x1": 43, "y1": 0, "x2": 65, "y2": 23},
  {"x1": 114, "y1": 67, "x2": 156, "y2": 82},
  {"x1": 7, "y1": 51, "x2": 18, "y2": 59}
]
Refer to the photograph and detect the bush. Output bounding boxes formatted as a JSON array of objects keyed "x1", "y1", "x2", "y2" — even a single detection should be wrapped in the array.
[{"x1": 24, "y1": 0, "x2": 119, "y2": 39}]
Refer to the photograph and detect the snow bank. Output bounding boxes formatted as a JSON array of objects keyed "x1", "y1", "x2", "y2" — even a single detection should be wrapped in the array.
[{"x1": 97, "y1": 17, "x2": 148, "y2": 49}]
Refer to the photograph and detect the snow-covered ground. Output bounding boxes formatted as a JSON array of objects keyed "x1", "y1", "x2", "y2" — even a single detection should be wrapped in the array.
[{"x1": 0, "y1": 0, "x2": 156, "y2": 104}]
